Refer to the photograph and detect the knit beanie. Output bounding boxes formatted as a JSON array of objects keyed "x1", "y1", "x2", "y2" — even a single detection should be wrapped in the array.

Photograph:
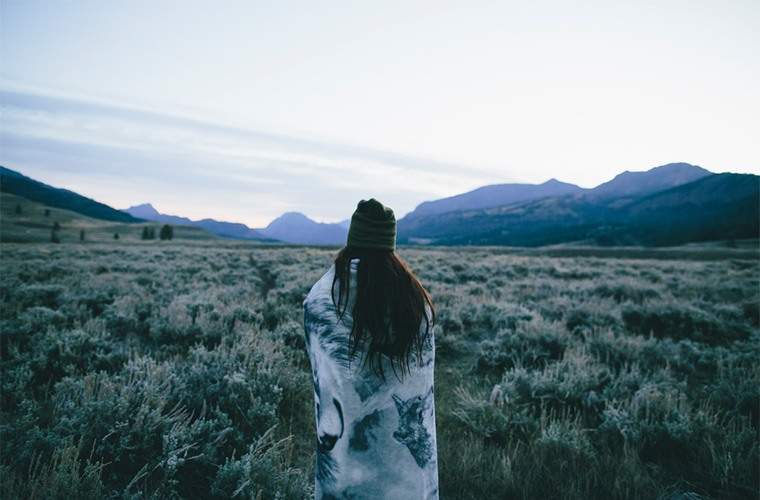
[{"x1": 346, "y1": 198, "x2": 396, "y2": 251}]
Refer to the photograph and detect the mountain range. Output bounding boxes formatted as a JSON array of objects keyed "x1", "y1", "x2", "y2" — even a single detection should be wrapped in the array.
[
  {"x1": 123, "y1": 203, "x2": 349, "y2": 245},
  {"x1": 1, "y1": 162, "x2": 757, "y2": 247},
  {"x1": 404, "y1": 178, "x2": 585, "y2": 219},
  {"x1": 397, "y1": 163, "x2": 758, "y2": 246},
  {"x1": 123, "y1": 203, "x2": 269, "y2": 240}
]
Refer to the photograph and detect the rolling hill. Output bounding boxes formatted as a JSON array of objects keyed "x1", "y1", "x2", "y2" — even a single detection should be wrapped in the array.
[
  {"x1": 615, "y1": 173, "x2": 760, "y2": 245},
  {"x1": 0, "y1": 166, "x2": 142, "y2": 223},
  {"x1": 1, "y1": 192, "x2": 215, "y2": 243}
]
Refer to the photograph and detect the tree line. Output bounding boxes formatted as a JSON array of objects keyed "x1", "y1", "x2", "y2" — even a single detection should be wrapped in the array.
[
  {"x1": 46, "y1": 223, "x2": 175, "y2": 243},
  {"x1": 141, "y1": 225, "x2": 174, "y2": 240}
]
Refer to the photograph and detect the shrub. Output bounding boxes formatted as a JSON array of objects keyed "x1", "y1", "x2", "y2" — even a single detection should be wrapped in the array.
[
  {"x1": 159, "y1": 225, "x2": 174, "y2": 240},
  {"x1": 565, "y1": 305, "x2": 618, "y2": 334},
  {"x1": 1, "y1": 244, "x2": 757, "y2": 499},
  {"x1": 622, "y1": 304, "x2": 751, "y2": 344},
  {"x1": 0, "y1": 441, "x2": 105, "y2": 500},
  {"x1": 169, "y1": 339, "x2": 284, "y2": 451},
  {"x1": 451, "y1": 385, "x2": 536, "y2": 446},
  {"x1": 211, "y1": 426, "x2": 311, "y2": 499},
  {"x1": 535, "y1": 418, "x2": 595, "y2": 469},
  {"x1": 742, "y1": 300, "x2": 759, "y2": 326},
  {"x1": 499, "y1": 351, "x2": 612, "y2": 417},
  {"x1": 477, "y1": 317, "x2": 566, "y2": 373},
  {"x1": 17, "y1": 284, "x2": 66, "y2": 309},
  {"x1": 593, "y1": 282, "x2": 661, "y2": 303}
]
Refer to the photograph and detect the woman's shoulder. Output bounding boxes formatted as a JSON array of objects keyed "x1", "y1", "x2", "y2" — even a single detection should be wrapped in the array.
[{"x1": 303, "y1": 263, "x2": 336, "y2": 312}]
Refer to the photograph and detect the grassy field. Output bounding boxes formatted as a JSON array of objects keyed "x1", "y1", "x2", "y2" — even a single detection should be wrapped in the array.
[
  {"x1": 0, "y1": 241, "x2": 758, "y2": 499},
  {"x1": 0, "y1": 193, "x2": 215, "y2": 243}
]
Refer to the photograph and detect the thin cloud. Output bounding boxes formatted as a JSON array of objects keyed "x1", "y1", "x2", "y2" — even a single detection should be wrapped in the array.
[{"x1": 0, "y1": 86, "x2": 503, "y2": 224}]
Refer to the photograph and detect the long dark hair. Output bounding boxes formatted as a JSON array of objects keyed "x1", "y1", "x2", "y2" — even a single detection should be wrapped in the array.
[{"x1": 331, "y1": 246, "x2": 435, "y2": 382}]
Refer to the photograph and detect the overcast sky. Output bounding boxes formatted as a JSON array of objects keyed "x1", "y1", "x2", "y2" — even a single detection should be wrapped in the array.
[{"x1": 2, "y1": 1, "x2": 758, "y2": 226}]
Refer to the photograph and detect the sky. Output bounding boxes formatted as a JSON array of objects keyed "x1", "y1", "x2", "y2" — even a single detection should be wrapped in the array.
[{"x1": 1, "y1": 0, "x2": 758, "y2": 226}]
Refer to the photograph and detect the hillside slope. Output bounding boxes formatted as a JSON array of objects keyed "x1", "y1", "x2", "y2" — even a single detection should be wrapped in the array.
[
  {"x1": 1, "y1": 193, "x2": 215, "y2": 243},
  {"x1": 616, "y1": 173, "x2": 759, "y2": 245},
  {"x1": 1, "y1": 166, "x2": 142, "y2": 223}
]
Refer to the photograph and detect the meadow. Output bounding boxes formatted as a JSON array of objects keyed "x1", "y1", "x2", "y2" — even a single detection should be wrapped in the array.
[{"x1": 0, "y1": 241, "x2": 757, "y2": 499}]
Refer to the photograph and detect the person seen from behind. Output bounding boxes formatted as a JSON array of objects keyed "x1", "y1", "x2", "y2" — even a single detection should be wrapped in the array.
[{"x1": 303, "y1": 198, "x2": 438, "y2": 499}]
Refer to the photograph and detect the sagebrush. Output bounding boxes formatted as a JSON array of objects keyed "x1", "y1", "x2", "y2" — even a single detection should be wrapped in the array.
[{"x1": 1, "y1": 243, "x2": 757, "y2": 499}]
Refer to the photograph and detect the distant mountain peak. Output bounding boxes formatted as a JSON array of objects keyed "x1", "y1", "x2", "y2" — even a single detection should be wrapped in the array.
[
  {"x1": 542, "y1": 178, "x2": 572, "y2": 186},
  {"x1": 124, "y1": 203, "x2": 160, "y2": 216},
  {"x1": 279, "y1": 211, "x2": 311, "y2": 221},
  {"x1": 656, "y1": 161, "x2": 700, "y2": 168},
  {"x1": 264, "y1": 212, "x2": 313, "y2": 230},
  {"x1": 259, "y1": 211, "x2": 347, "y2": 245},
  {"x1": 130, "y1": 202, "x2": 156, "y2": 210},
  {"x1": 650, "y1": 162, "x2": 711, "y2": 174},
  {"x1": 121, "y1": 203, "x2": 266, "y2": 240},
  {"x1": 618, "y1": 162, "x2": 708, "y2": 176},
  {"x1": 402, "y1": 178, "x2": 584, "y2": 219},
  {"x1": 589, "y1": 162, "x2": 712, "y2": 199}
]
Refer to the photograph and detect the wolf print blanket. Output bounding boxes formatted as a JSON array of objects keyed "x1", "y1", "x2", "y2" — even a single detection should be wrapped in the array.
[{"x1": 303, "y1": 259, "x2": 439, "y2": 499}]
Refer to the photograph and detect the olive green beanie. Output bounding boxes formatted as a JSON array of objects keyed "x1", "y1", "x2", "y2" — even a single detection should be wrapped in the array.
[{"x1": 346, "y1": 198, "x2": 396, "y2": 251}]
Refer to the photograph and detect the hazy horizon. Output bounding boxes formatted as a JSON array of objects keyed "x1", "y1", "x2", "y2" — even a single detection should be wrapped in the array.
[{"x1": 2, "y1": 1, "x2": 758, "y2": 226}]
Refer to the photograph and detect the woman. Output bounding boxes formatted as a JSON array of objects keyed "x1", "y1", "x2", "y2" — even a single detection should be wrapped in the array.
[{"x1": 303, "y1": 198, "x2": 438, "y2": 499}]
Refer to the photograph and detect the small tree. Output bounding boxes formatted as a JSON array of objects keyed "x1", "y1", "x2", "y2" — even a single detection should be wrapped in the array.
[
  {"x1": 141, "y1": 227, "x2": 156, "y2": 240},
  {"x1": 53, "y1": 221, "x2": 61, "y2": 231},
  {"x1": 159, "y1": 224, "x2": 174, "y2": 241},
  {"x1": 50, "y1": 228, "x2": 60, "y2": 243},
  {"x1": 113, "y1": 233, "x2": 120, "y2": 240},
  {"x1": 14, "y1": 204, "x2": 21, "y2": 215},
  {"x1": 80, "y1": 229, "x2": 85, "y2": 241},
  {"x1": 44, "y1": 209, "x2": 51, "y2": 217}
]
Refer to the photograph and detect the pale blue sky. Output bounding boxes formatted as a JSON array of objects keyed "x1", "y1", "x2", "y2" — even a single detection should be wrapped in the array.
[{"x1": 2, "y1": 0, "x2": 758, "y2": 226}]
